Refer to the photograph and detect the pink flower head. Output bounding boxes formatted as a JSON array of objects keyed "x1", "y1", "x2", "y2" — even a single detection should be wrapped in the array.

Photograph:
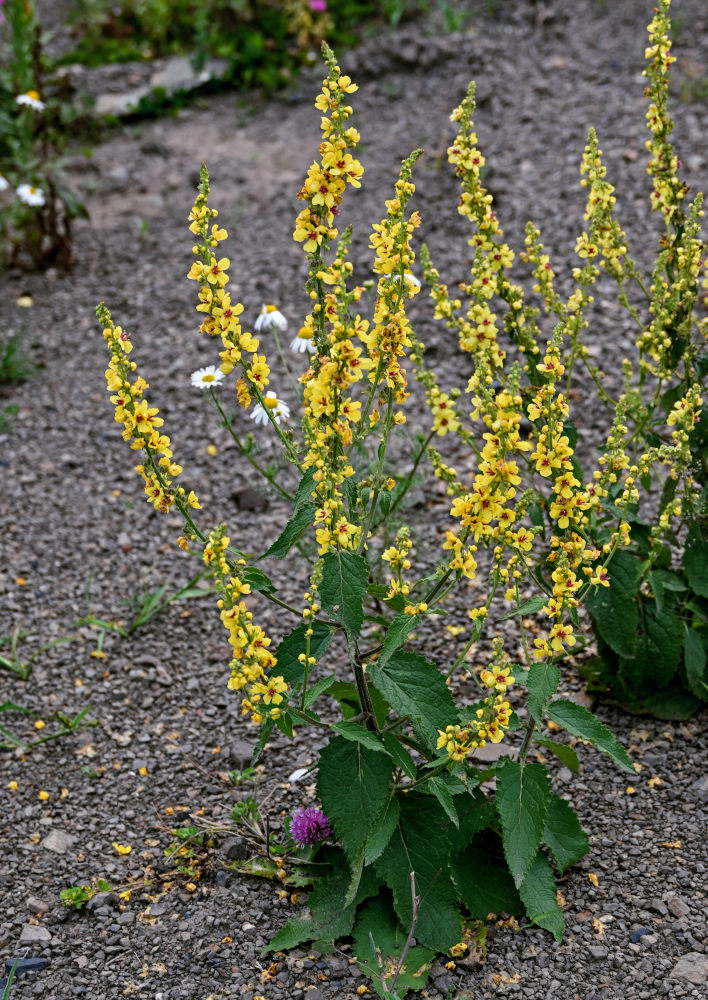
[
  {"x1": 310, "y1": 0, "x2": 327, "y2": 11},
  {"x1": 289, "y1": 806, "x2": 332, "y2": 846}
]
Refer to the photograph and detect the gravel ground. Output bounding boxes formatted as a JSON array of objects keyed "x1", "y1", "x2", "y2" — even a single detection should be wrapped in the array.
[{"x1": 1, "y1": 1, "x2": 708, "y2": 998}]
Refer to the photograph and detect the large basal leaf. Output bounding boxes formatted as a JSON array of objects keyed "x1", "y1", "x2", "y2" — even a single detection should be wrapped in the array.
[
  {"x1": 619, "y1": 595, "x2": 683, "y2": 689},
  {"x1": 353, "y1": 894, "x2": 434, "y2": 998},
  {"x1": 368, "y1": 651, "x2": 457, "y2": 748},
  {"x1": 266, "y1": 846, "x2": 379, "y2": 953},
  {"x1": 542, "y1": 794, "x2": 589, "y2": 874},
  {"x1": 451, "y1": 845, "x2": 523, "y2": 919},
  {"x1": 495, "y1": 759, "x2": 551, "y2": 889},
  {"x1": 683, "y1": 525, "x2": 708, "y2": 598},
  {"x1": 428, "y1": 777, "x2": 459, "y2": 828},
  {"x1": 317, "y1": 736, "x2": 394, "y2": 873},
  {"x1": 261, "y1": 502, "x2": 317, "y2": 560},
  {"x1": 684, "y1": 625, "x2": 708, "y2": 700},
  {"x1": 545, "y1": 699, "x2": 635, "y2": 773},
  {"x1": 320, "y1": 550, "x2": 369, "y2": 642},
  {"x1": 456, "y1": 788, "x2": 496, "y2": 848},
  {"x1": 518, "y1": 852, "x2": 564, "y2": 941},
  {"x1": 375, "y1": 795, "x2": 461, "y2": 953},
  {"x1": 274, "y1": 620, "x2": 333, "y2": 688},
  {"x1": 526, "y1": 661, "x2": 561, "y2": 729},
  {"x1": 585, "y1": 549, "x2": 640, "y2": 659}
]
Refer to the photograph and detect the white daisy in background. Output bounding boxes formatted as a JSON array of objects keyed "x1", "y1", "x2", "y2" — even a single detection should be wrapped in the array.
[
  {"x1": 250, "y1": 391, "x2": 290, "y2": 427},
  {"x1": 290, "y1": 327, "x2": 316, "y2": 354},
  {"x1": 190, "y1": 365, "x2": 226, "y2": 389},
  {"x1": 16, "y1": 184, "x2": 45, "y2": 207},
  {"x1": 0, "y1": 176, "x2": 9, "y2": 192},
  {"x1": 254, "y1": 304, "x2": 288, "y2": 331},
  {"x1": 16, "y1": 90, "x2": 45, "y2": 111},
  {"x1": 392, "y1": 270, "x2": 421, "y2": 288}
]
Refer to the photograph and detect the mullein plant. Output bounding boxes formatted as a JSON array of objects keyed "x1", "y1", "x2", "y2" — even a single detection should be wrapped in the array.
[
  {"x1": 0, "y1": 0, "x2": 87, "y2": 268},
  {"x1": 98, "y1": 7, "x2": 706, "y2": 994}
]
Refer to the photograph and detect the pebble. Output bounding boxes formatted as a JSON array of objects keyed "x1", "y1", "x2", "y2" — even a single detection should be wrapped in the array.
[
  {"x1": 670, "y1": 952, "x2": 708, "y2": 985},
  {"x1": 19, "y1": 925, "x2": 51, "y2": 944},
  {"x1": 40, "y1": 829, "x2": 75, "y2": 854}
]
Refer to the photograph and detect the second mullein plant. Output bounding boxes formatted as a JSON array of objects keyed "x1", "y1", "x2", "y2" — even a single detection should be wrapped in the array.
[{"x1": 97, "y1": 0, "x2": 705, "y2": 993}]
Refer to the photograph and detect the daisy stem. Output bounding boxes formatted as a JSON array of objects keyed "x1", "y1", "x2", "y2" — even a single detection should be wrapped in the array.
[
  {"x1": 269, "y1": 321, "x2": 302, "y2": 400},
  {"x1": 209, "y1": 390, "x2": 295, "y2": 502}
]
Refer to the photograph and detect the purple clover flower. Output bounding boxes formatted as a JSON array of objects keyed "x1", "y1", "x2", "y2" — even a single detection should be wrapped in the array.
[
  {"x1": 289, "y1": 806, "x2": 332, "y2": 847},
  {"x1": 309, "y1": 0, "x2": 327, "y2": 11}
]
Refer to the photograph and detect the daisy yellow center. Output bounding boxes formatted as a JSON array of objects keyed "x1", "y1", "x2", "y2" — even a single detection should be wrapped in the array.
[
  {"x1": 202, "y1": 373, "x2": 216, "y2": 382},
  {"x1": 264, "y1": 396, "x2": 279, "y2": 409},
  {"x1": 265, "y1": 304, "x2": 277, "y2": 313},
  {"x1": 27, "y1": 90, "x2": 40, "y2": 100}
]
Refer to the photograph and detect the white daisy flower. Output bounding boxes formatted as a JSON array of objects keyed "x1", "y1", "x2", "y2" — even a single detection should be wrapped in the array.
[
  {"x1": 290, "y1": 330, "x2": 316, "y2": 354},
  {"x1": 16, "y1": 90, "x2": 45, "y2": 112},
  {"x1": 191, "y1": 365, "x2": 226, "y2": 389},
  {"x1": 0, "y1": 176, "x2": 9, "y2": 192},
  {"x1": 250, "y1": 391, "x2": 290, "y2": 427},
  {"x1": 392, "y1": 270, "x2": 421, "y2": 287},
  {"x1": 16, "y1": 184, "x2": 45, "y2": 207},
  {"x1": 255, "y1": 304, "x2": 288, "y2": 331}
]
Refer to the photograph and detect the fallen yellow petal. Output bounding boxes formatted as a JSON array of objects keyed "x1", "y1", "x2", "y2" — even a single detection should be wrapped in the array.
[
  {"x1": 112, "y1": 842, "x2": 133, "y2": 855},
  {"x1": 588, "y1": 872, "x2": 599, "y2": 887}
]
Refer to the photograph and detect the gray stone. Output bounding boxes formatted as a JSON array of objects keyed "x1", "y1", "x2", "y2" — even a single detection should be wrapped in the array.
[
  {"x1": 649, "y1": 898, "x2": 668, "y2": 916},
  {"x1": 19, "y1": 924, "x2": 51, "y2": 944},
  {"x1": 691, "y1": 775, "x2": 708, "y2": 802},
  {"x1": 87, "y1": 892, "x2": 119, "y2": 912},
  {"x1": 587, "y1": 946, "x2": 608, "y2": 960},
  {"x1": 40, "y1": 829, "x2": 75, "y2": 854},
  {"x1": 667, "y1": 896, "x2": 690, "y2": 920},
  {"x1": 25, "y1": 896, "x2": 50, "y2": 914},
  {"x1": 669, "y1": 952, "x2": 708, "y2": 985}
]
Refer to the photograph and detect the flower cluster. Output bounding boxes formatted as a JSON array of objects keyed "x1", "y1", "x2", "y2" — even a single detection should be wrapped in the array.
[
  {"x1": 289, "y1": 806, "x2": 332, "y2": 847},
  {"x1": 98, "y1": 303, "x2": 200, "y2": 515},
  {"x1": 437, "y1": 641, "x2": 514, "y2": 761},
  {"x1": 204, "y1": 527, "x2": 286, "y2": 723}
]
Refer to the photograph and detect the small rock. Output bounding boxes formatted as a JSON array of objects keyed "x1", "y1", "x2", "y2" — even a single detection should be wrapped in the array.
[
  {"x1": 303, "y1": 990, "x2": 324, "y2": 1000},
  {"x1": 630, "y1": 928, "x2": 650, "y2": 943},
  {"x1": 667, "y1": 896, "x2": 690, "y2": 920},
  {"x1": 223, "y1": 837, "x2": 249, "y2": 861},
  {"x1": 87, "y1": 892, "x2": 119, "y2": 912},
  {"x1": 670, "y1": 952, "x2": 708, "y2": 985},
  {"x1": 25, "y1": 896, "x2": 50, "y2": 914},
  {"x1": 19, "y1": 925, "x2": 51, "y2": 944},
  {"x1": 691, "y1": 775, "x2": 708, "y2": 802},
  {"x1": 40, "y1": 829, "x2": 75, "y2": 854},
  {"x1": 232, "y1": 486, "x2": 267, "y2": 511},
  {"x1": 228, "y1": 740, "x2": 255, "y2": 769},
  {"x1": 587, "y1": 946, "x2": 608, "y2": 960},
  {"x1": 148, "y1": 901, "x2": 169, "y2": 917},
  {"x1": 649, "y1": 898, "x2": 668, "y2": 916}
]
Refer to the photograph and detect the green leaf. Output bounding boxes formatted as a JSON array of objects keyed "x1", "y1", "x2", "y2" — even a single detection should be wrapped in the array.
[
  {"x1": 496, "y1": 759, "x2": 552, "y2": 888},
  {"x1": 274, "y1": 621, "x2": 333, "y2": 688},
  {"x1": 364, "y1": 792, "x2": 400, "y2": 865},
  {"x1": 368, "y1": 583, "x2": 409, "y2": 614},
  {"x1": 533, "y1": 737, "x2": 580, "y2": 774},
  {"x1": 266, "y1": 846, "x2": 379, "y2": 953},
  {"x1": 497, "y1": 594, "x2": 548, "y2": 621},
  {"x1": 261, "y1": 502, "x2": 316, "y2": 560},
  {"x1": 585, "y1": 549, "x2": 640, "y2": 659},
  {"x1": 428, "y1": 777, "x2": 459, "y2": 828},
  {"x1": 251, "y1": 717, "x2": 275, "y2": 765},
  {"x1": 293, "y1": 467, "x2": 316, "y2": 510},
  {"x1": 526, "y1": 661, "x2": 561, "y2": 729},
  {"x1": 332, "y1": 720, "x2": 389, "y2": 753},
  {"x1": 684, "y1": 625, "x2": 708, "y2": 699},
  {"x1": 303, "y1": 674, "x2": 338, "y2": 708},
  {"x1": 376, "y1": 795, "x2": 461, "y2": 952},
  {"x1": 368, "y1": 652, "x2": 457, "y2": 748},
  {"x1": 380, "y1": 732, "x2": 417, "y2": 779},
  {"x1": 318, "y1": 736, "x2": 394, "y2": 875},
  {"x1": 619, "y1": 597, "x2": 684, "y2": 689},
  {"x1": 546, "y1": 699, "x2": 635, "y2": 772},
  {"x1": 379, "y1": 612, "x2": 420, "y2": 667},
  {"x1": 241, "y1": 566, "x2": 276, "y2": 594},
  {"x1": 456, "y1": 788, "x2": 495, "y2": 847},
  {"x1": 451, "y1": 845, "x2": 523, "y2": 919},
  {"x1": 320, "y1": 551, "x2": 369, "y2": 642},
  {"x1": 353, "y1": 894, "x2": 434, "y2": 998},
  {"x1": 683, "y1": 526, "x2": 708, "y2": 597},
  {"x1": 327, "y1": 680, "x2": 390, "y2": 728},
  {"x1": 542, "y1": 795, "x2": 589, "y2": 874},
  {"x1": 518, "y1": 852, "x2": 564, "y2": 941}
]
